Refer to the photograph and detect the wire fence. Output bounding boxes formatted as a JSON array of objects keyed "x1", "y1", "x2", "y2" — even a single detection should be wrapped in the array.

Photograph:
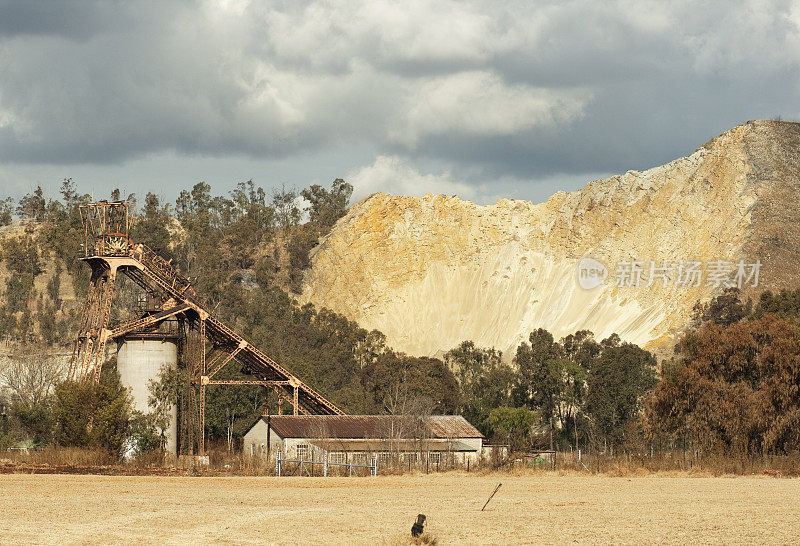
[{"x1": 276, "y1": 452, "x2": 377, "y2": 477}]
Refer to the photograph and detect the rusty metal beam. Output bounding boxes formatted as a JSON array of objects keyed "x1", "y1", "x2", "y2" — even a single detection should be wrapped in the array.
[
  {"x1": 109, "y1": 303, "x2": 191, "y2": 339},
  {"x1": 71, "y1": 200, "x2": 343, "y2": 457},
  {"x1": 204, "y1": 379, "x2": 292, "y2": 386}
]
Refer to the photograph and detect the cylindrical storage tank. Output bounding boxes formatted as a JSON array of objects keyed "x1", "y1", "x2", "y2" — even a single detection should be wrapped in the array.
[{"x1": 117, "y1": 335, "x2": 179, "y2": 456}]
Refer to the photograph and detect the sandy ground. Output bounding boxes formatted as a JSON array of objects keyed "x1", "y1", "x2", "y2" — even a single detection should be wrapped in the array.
[{"x1": 1, "y1": 472, "x2": 798, "y2": 544}]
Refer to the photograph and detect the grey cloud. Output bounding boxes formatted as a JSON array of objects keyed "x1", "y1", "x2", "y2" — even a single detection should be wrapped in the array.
[{"x1": 0, "y1": 0, "x2": 798, "y2": 198}]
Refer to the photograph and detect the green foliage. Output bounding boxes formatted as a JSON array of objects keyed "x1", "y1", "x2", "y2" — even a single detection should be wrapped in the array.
[
  {"x1": 46, "y1": 262, "x2": 62, "y2": 306},
  {"x1": 127, "y1": 412, "x2": 162, "y2": 455},
  {"x1": 54, "y1": 365, "x2": 133, "y2": 454},
  {"x1": 286, "y1": 224, "x2": 319, "y2": 292},
  {"x1": 444, "y1": 341, "x2": 513, "y2": 435},
  {"x1": 0, "y1": 235, "x2": 44, "y2": 340},
  {"x1": 693, "y1": 287, "x2": 752, "y2": 326},
  {"x1": 36, "y1": 300, "x2": 58, "y2": 345},
  {"x1": 37, "y1": 179, "x2": 91, "y2": 298},
  {"x1": 0, "y1": 177, "x2": 663, "y2": 458},
  {"x1": 751, "y1": 289, "x2": 800, "y2": 322},
  {"x1": 131, "y1": 193, "x2": 174, "y2": 261},
  {"x1": 0, "y1": 197, "x2": 14, "y2": 226},
  {"x1": 1, "y1": 235, "x2": 42, "y2": 278},
  {"x1": 484, "y1": 406, "x2": 538, "y2": 451},
  {"x1": 206, "y1": 383, "x2": 262, "y2": 452},
  {"x1": 271, "y1": 185, "x2": 301, "y2": 231},
  {"x1": 512, "y1": 329, "x2": 564, "y2": 446},
  {"x1": 301, "y1": 178, "x2": 353, "y2": 228},
  {"x1": 504, "y1": 328, "x2": 655, "y2": 451},
  {"x1": 586, "y1": 336, "x2": 656, "y2": 450},
  {"x1": 236, "y1": 290, "x2": 382, "y2": 408},
  {"x1": 147, "y1": 365, "x2": 186, "y2": 452},
  {"x1": 10, "y1": 401, "x2": 53, "y2": 446},
  {"x1": 561, "y1": 329, "x2": 601, "y2": 369},
  {"x1": 16, "y1": 186, "x2": 46, "y2": 221},
  {"x1": 361, "y1": 352, "x2": 460, "y2": 414}
]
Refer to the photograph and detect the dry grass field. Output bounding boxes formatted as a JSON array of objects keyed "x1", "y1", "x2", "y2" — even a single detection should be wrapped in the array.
[{"x1": 1, "y1": 471, "x2": 799, "y2": 544}]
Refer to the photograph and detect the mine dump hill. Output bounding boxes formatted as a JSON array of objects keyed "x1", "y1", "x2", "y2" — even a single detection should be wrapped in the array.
[{"x1": 301, "y1": 120, "x2": 800, "y2": 357}]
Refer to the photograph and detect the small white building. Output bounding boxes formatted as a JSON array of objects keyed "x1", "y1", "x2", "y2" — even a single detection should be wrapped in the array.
[{"x1": 243, "y1": 415, "x2": 484, "y2": 467}]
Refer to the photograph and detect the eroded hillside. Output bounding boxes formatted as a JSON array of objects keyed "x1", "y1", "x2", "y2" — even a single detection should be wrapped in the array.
[{"x1": 301, "y1": 120, "x2": 800, "y2": 357}]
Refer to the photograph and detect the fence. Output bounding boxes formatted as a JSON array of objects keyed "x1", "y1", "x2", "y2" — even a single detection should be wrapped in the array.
[{"x1": 276, "y1": 451, "x2": 377, "y2": 477}]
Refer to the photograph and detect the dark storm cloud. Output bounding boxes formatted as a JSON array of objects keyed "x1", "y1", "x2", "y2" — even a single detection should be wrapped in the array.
[
  {"x1": 0, "y1": 1, "x2": 108, "y2": 40},
  {"x1": 1, "y1": 0, "x2": 799, "y2": 200}
]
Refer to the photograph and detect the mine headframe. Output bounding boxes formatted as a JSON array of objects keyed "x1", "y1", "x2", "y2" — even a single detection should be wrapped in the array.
[{"x1": 68, "y1": 200, "x2": 344, "y2": 455}]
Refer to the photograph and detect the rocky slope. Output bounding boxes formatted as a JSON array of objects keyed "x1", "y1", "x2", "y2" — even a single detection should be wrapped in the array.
[{"x1": 301, "y1": 120, "x2": 800, "y2": 357}]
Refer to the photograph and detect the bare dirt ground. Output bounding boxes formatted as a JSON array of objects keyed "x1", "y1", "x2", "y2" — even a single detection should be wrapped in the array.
[{"x1": 1, "y1": 472, "x2": 798, "y2": 544}]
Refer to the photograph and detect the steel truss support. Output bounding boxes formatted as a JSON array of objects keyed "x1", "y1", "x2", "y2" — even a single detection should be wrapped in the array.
[
  {"x1": 199, "y1": 318, "x2": 206, "y2": 456},
  {"x1": 71, "y1": 200, "x2": 344, "y2": 459},
  {"x1": 69, "y1": 263, "x2": 117, "y2": 382}
]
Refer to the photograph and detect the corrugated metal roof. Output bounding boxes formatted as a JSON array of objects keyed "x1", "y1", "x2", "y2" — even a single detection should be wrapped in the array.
[
  {"x1": 309, "y1": 439, "x2": 477, "y2": 452},
  {"x1": 264, "y1": 415, "x2": 483, "y2": 439}
]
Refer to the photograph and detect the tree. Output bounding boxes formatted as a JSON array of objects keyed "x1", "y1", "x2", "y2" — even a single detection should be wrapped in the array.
[
  {"x1": 586, "y1": 336, "x2": 656, "y2": 452},
  {"x1": 558, "y1": 357, "x2": 588, "y2": 451},
  {"x1": 271, "y1": 185, "x2": 300, "y2": 231},
  {"x1": 17, "y1": 186, "x2": 46, "y2": 221},
  {"x1": 1, "y1": 236, "x2": 44, "y2": 336},
  {"x1": 131, "y1": 193, "x2": 173, "y2": 261},
  {"x1": 484, "y1": 406, "x2": 538, "y2": 452},
  {"x1": 147, "y1": 365, "x2": 186, "y2": 453},
  {"x1": 512, "y1": 329, "x2": 563, "y2": 449},
  {"x1": 444, "y1": 341, "x2": 513, "y2": 434},
  {"x1": 361, "y1": 352, "x2": 460, "y2": 414},
  {"x1": 59, "y1": 178, "x2": 80, "y2": 211},
  {"x1": 0, "y1": 197, "x2": 14, "y2": 226},
  {"x1": 751, "y1": 289, "x2": 800, "y2": 322},
  {"x1": 561, "y1": 330, "x2": 601, "y2": 370},
  {"x1": 644, "y1": 314, "x2": 800, "y2": 456},
  {"x1": 693, "y1": 287, "x2": 751, "y2": 327},
  {"x1": 301, "y1": 178, "x2": 353, "y2": 228},
  {"x1": 1, "y1": 354, "x2": 64, "y2": 408},
  {"x1": 1, "y1": 354, "x2": 63, "y2": 445},
  {"x1": 54, "y1": 364, "x2": 133, "y2": 454}
]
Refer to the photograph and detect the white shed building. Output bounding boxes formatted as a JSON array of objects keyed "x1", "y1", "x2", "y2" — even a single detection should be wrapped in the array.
[{"x1": 243, "y1": 415, "x2": 484, "y2": 467}]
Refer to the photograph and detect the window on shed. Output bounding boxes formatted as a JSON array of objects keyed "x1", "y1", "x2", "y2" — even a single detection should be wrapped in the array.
[
  {"x1": 329, "y1": 452, "x2": 347, "y2": 464},
  {"x1": 296, "y1": 444, "x2": 309, "y2": 460},
  {"x1": 403, "y1": 453, "x2": 418, "y2": 465}
]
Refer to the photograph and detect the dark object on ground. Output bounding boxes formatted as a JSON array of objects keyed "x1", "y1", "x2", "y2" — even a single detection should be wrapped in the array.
[
  {"x1": 411, "y1": 514, "x2": 426, "y2": 537},
  {"x1": 481, "y1": 483, "x2": 502, "y2": 511}
]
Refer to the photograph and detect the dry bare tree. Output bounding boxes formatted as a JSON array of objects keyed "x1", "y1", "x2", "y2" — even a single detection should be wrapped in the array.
[{"x1": 1, "y1": 354, "x2": 65, "y2": 407}]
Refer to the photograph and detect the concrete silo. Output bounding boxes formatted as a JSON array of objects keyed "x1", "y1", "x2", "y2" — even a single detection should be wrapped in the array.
[{"x1": 117, "y1": 325, "x2": 180, "y2": 457}]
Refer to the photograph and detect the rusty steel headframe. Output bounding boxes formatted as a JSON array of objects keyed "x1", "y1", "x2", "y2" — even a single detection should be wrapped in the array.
[{"x1": 68, "y1": 200, "x2": 344, "y2": 455}]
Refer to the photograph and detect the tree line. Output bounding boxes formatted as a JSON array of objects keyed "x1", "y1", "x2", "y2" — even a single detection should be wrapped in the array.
[{"x1": 1, "y1": 180, "x2": 799, "y2": 462}]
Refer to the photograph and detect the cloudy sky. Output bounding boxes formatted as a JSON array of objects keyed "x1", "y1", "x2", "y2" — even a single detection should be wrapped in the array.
[{"x1": 1, "y1": 0, "x2": 799, "y2": 206}]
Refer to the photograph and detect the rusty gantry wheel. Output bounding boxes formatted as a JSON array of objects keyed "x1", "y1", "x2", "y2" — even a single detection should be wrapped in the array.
[{"x1": 103, "y1": 233, "x2": 131, "y2": 256}]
